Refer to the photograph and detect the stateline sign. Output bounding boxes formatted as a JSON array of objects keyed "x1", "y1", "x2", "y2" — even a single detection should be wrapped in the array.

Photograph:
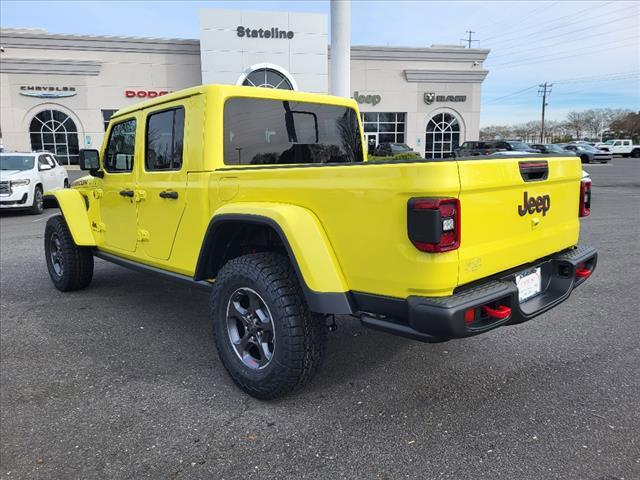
[{"x1": 237, "y1": 26, "x2": 294, "y2": 39}]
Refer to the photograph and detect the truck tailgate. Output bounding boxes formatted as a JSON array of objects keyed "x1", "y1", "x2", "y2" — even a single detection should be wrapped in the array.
[{"x1": 457, "y1": 156, "x2": 581, "y2": 286}]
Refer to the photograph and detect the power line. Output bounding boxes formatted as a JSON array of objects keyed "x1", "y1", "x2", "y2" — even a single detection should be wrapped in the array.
[
  {"x1": 485, "y1": 1, "x2": 617, "y2": 46},
  {"x1": 483, "y1": 85, "x2": 538, "y2": 104},
  {"x1": 488, "y1": 39, "x2": 638, "y2": 69},
  {"x1": 553, "y1": 70, "x2": 640, "y2": 84},
  {"x1": 476, "y1": 1, "x2": 561, "y2": 41},
  {"x1": 485, "y1": 11, "x2": 635, "y2": 56},
  {"x1": 488, "y1": 22, "x2": 638, "y2": 60},
  {"x1": 460, "y1": 30, "x2": 479, "y2": 48}
]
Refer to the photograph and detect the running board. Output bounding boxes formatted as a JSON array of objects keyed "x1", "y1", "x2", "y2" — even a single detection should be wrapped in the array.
[{"x1": 93, "y1": 250, "x2": 213, "y2": 292}]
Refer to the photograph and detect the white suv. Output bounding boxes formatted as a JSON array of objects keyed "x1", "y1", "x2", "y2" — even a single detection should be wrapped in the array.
[{"x1": 0, "y1": 152, "x2": 69, "y2": 214}]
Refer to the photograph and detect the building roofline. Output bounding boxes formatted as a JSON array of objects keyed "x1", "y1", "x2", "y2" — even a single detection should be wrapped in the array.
[{"x1": 1, "y1": 28, "x2": 489, "y2": 61}]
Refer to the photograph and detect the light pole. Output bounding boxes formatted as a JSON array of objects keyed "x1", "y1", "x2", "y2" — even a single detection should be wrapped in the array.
[{"x1": 330, "y1": 0, "x2": 351, "y2": 97}]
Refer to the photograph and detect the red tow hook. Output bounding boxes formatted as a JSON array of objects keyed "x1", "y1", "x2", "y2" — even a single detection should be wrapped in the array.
[
  {"x1": 481, "y1": 305, "x2": 512, "y2": 320},
  {"x1": 575, "y1": 267, "x2": 591, "y2": 278}
]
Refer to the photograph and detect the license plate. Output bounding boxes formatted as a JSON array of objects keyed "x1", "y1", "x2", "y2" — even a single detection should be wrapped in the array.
[{"x1": 516, "y1": 267, "x2": 542, "y2": 303}]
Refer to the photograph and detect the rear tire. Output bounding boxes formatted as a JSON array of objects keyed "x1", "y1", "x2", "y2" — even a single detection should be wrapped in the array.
[
  {"x1": 210, "y1": 252, "x2": 327, "y2": 400},
  {"x1": 29, "y1": 186, "x2": 44, "y2": 215},
  {"x1": 631, "y1": 149, "x2": 640, "y2": 158},
  {"x1": 44, "y1": 215, "x2": 94, "y2": 291}
]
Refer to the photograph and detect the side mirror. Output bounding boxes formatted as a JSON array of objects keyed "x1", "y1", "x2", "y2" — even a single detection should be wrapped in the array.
[
  {"x1": 39, "y1": 163, "x2": 53, "y2": 171},
  {"x1": 79, "y1": 149, "x2": 101, "y2": 174}
]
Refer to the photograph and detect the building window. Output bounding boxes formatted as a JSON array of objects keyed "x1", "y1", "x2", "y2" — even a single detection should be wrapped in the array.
[
  {"x1": 102, "y1": 110, "x2": 118, "y2": 131},
  {"x1": 29, "y1": 109, "x2": 79, "y2": 165},
  {"x1": 242, "y1": 68, "x2": 293, "y2": 90},
  {"x1": 360, "y1": 112, "x2": 406, "y2": 144},
  {"x1": 425, "y1": 112, "x2": 460, "y2": 159}
]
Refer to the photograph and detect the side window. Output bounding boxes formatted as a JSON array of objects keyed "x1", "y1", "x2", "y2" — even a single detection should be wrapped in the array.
[
  {"x1": 37, "y1": 155, "x2": 49, "y2": 170},
  {"x1": 104, "y1": 119, "x2": 137, "y2": 173},
  {"x1": 44, "y1": 154, "x2": 56, "y2": 168},
  {"x1": 145, "y1": 107, "x2": 185, "y2": 171},
  {"x1": 613, "y1": 141, "x2": 621, "y2": 146}
]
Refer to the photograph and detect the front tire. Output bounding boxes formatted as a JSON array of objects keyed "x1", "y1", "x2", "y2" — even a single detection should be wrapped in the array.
[
  {"x1": 210, "y1": 252, "x2": 327, "y2": 400},
  {"x1": 29, "y1": 186, "x2": 44, "y2": 215},
  {"x1": 44, "y1": 215, "x2": 94, "y2": 291}
]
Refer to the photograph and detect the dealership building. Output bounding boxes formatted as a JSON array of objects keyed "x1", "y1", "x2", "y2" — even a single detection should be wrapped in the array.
[{"x1": 0, "y1": 8, "x2": 489, "y2": 163}]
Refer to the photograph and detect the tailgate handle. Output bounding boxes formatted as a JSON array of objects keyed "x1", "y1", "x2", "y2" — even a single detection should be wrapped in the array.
[{"x1": 519, "y1": 161, "x2": 548, "y2": 182}]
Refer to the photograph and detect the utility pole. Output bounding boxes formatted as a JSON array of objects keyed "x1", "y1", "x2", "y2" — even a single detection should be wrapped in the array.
[
  {"x1": 461, "y1": 30, "x2": 478, "y2": 48},
  {"x1": 538, "y1": 82, "x2": 553, "y2": 143}
]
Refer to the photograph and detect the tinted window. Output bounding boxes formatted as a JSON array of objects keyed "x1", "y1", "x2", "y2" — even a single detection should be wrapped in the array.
[
  {"x1": 104, "y1": 119, "x2": 136, "y2": 172},
  {"x1": 224, "y1": 98, "x2": 363, "y2": 165},
  {"x1": 145, "y1": 107, "x2": 185, "y2": 170},
  {"x1": 0, "y1": 155, "x2": 35, "y2": 171}
]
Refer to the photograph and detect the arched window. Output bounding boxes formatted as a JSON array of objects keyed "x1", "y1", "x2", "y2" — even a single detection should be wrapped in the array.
[
  {"x1": 425, "y1": 112, "x2": 461, "y2": 159},
  {"x1": 242, "y1": 68, "x2": 293, "y2": 90},
  {"x1": 29, "y1": 109, "x2": 79, "y2": 165}
]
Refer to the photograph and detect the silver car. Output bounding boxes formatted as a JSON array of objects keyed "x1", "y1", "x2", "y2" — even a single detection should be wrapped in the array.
[{"x1": 562, "y1": 144, "x2": 612, "y2": 164}]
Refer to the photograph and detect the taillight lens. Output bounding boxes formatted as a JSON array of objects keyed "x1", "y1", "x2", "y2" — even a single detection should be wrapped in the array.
[
  {"x1": 579, "y1": 178, "x2": 591, "y2": 217},
  {"x1": 408, "y1": 197, "x2": 461, "y2": 252}
]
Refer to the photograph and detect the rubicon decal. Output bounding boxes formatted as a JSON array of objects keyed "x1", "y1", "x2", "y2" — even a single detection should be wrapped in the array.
[{"x1": 518, "y1": 192, "x2": 551, "y2": 216}]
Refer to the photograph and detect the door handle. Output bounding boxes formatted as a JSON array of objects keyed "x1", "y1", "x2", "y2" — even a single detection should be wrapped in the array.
[
  {"x1": 119, "y1": 189, "x2": 134, "y2": 197},
  {"x1": 159, "y1": 190, "x2": 179, "y2": 199}
]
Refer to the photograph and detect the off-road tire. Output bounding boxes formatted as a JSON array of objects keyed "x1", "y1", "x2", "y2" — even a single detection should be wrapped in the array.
[
  {"x1": 30, "y1": 186, "x2": 44, "y2": 215},
  {"x1": 210, "y1": 252, "x2": 327, "y2": 400},
  {"x1": 44, "y1": 215, "x2": 94, "y2": 291}
]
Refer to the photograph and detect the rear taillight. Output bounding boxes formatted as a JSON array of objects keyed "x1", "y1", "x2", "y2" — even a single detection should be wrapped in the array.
[
  {"x1": 579, "y1": 178, "x2": 591, "y2": 217},
  {"x1": 407, "y1": 197, "x2": 460, "y2": 253}
]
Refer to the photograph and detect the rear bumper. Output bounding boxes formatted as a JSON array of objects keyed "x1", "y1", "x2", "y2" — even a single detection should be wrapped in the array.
[{"x1": 360, "y1": 245, "x2": 597, "y2": 342}]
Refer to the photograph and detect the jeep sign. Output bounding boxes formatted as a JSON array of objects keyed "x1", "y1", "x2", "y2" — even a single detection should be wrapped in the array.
[{"x1": 353, "y1": 91, "x2": 381, "y2": 107}]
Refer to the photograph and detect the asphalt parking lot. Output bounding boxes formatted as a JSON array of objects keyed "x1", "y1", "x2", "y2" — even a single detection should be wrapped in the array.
[{"x1": 1, "y1": 159, "x2": 639, "y2": 480}]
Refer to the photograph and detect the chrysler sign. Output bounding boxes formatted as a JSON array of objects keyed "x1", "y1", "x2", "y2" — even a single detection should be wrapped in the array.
[
  {"x1": 20, "y1": 86, "x2": 77, "y2": 98},
  {"x1": 424, "y1": 92, "x2": 466, "y2": 105}
]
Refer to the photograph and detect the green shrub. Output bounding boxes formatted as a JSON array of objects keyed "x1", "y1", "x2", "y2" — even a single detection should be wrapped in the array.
[{"x1": 368, "y1": 152, "x2": 421, "y2": 161}]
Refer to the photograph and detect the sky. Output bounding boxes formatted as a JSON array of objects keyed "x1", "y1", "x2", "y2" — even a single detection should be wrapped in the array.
[{"x1": 1, "y1": 0, "x2": 638, "y2": 126}]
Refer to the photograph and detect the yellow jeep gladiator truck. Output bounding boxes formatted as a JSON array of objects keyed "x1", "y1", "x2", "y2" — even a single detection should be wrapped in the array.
[{"x1": 44, "y1": 85, "x2": 597, "y2": 399}]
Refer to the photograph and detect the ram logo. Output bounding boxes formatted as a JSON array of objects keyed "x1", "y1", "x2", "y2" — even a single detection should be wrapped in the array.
[{"x1": 424, "y1": 92, "x2": 436, "y2": 105}]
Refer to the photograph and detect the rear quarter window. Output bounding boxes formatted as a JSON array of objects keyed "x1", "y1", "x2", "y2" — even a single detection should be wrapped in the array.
[{"x1": 223, "y1": 98, "x2": 363, "y2": 165}]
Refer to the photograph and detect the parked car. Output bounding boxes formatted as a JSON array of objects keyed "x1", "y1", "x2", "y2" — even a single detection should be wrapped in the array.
[
  {"x1": 561, "y1": 144, "x2": 612, "y2": 164},
  {"x1": 491, "y1": 140, "x2": 538, "y2": 153},
  {"x1": 0, "y1": 152, "x2": 69, "y2": 214},
  {"x1": 454, "y1": 141, "x2": 502, "y2": 157},
  {"x1": 373, "y1": 142, "x2": 417, "y2": 157},
  {"x1": 43, "y1": 85, "x2": 597, "y2": 399},
  {"x1": 594, "y1": 139, "x2": 640, "y2": 157},
  {"x1": 530, "y1": 144, "x2": 569, "y2": 154}
]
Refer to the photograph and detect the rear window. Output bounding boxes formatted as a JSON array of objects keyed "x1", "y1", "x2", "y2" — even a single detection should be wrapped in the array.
[{"x1": 223, "y1": 98, "x2": 363, "y2": 165}]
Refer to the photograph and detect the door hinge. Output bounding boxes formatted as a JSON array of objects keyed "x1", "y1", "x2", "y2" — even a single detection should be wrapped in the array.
[
  {"x1": 92, "y1": 189, "x2": 103, "y2": 199},
  {"x1": 134, "y1": 189, "x2": 147, "y2": 202},
  {"x1": 91, "y1": 221, "x2": 106, "y2": 232},
  {"x1": 137, "y1": 229, "x2": 150, "y2": 242}
]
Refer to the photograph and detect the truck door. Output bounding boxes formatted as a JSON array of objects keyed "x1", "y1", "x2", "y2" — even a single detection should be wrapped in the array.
[
  {"x1": 100, "y1": 117, "x2": 139, "y2": 253},
  {"x1": 136, "y1": 105, "x2": 187, "y2": 260}
]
